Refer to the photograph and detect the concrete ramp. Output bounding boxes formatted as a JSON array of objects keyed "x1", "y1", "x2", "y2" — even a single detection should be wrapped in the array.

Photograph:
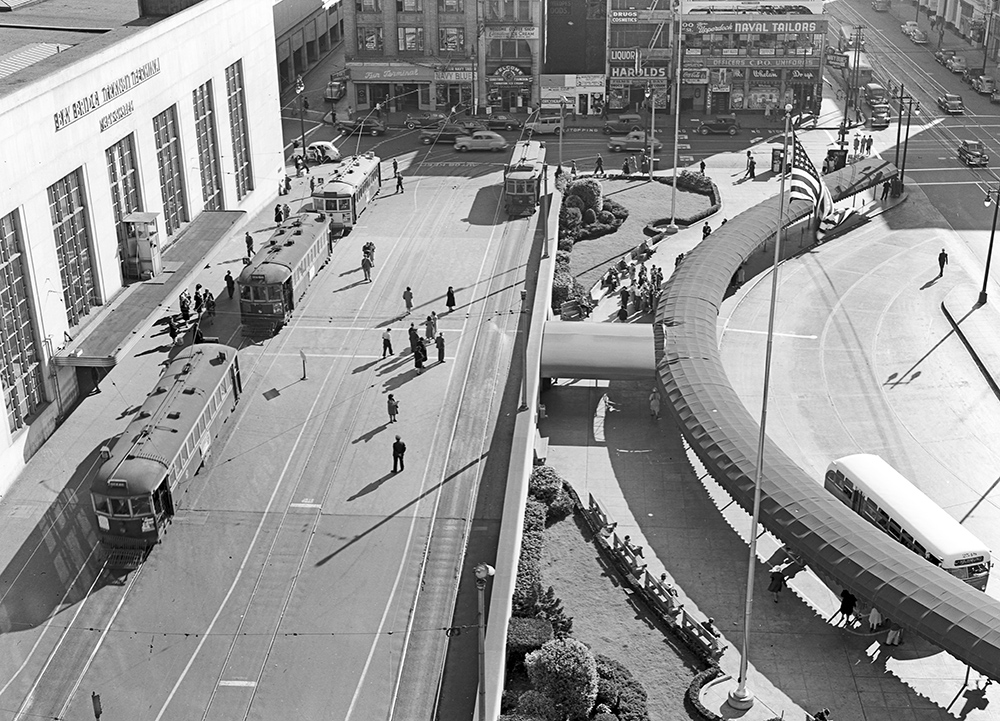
[{"x1": 540, "y1": 321, "x2": 654, "y2": 380}]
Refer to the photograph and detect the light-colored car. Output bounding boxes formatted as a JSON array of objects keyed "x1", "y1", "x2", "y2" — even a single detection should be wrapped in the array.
[
  {"x1": 948, "y1": 55, "x2": 968, "y2": 73},
  {"x1": 937, "y1": 93, "x2": 965, "y2": 114},
  {"x1": 607, "y1": 130, "x2": 663, "y2": 153},
  {"x1": 910, "y1": 29, "x2": 928, "y2": 44},
  {"x1": 973, "y1": 76, "x2": 996, "y2": 94},
  {"x1": 299, "y1": 141, "x2": 342, "y2": 163},
  {"x1": 901, "y1": 21, "x2": 920, "y2": 35},
  {"x1": 454, "y1": 130, "x2": 509, "y2": 152},
  {"x1": 524, "y1": 115, "x2": 564, "y2": 135}
]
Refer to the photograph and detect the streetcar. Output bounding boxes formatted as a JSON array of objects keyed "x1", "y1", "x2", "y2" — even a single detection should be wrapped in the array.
[
  {"x1": 311, "y1": 152, "x2": 382, "y2": 231},
  {"x1": 825, "y1": 454, "x2": 992, "y2": 590},
  {"x1": 238, "y1": 210, "x2": 335, "y2": 337},
  {"x1": 91, "y1": 343, "x2": 242, "y2": 567},
  {"x1": 503, "y1": 140, "x2": 547, "y2": 216}
]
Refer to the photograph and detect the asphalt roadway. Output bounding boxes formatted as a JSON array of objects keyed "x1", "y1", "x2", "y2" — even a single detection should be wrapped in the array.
[{"x1": 0, "y1": 156, "x2": 535, "y2": 719}]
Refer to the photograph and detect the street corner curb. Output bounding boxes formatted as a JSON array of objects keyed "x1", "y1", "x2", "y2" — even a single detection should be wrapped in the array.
[{"x1": 941, "y1": 285, "x2": 1000, "y2": 402}]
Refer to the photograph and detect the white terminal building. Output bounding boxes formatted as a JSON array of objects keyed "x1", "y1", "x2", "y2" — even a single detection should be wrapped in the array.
[{"x1": 0, "y1": 0, "x2": 282, "y2": 493}]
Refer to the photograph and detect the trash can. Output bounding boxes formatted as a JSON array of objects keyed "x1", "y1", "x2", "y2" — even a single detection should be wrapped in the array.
[{"x1": 771, "y1": 148, "x2": 784, "y2": 173}]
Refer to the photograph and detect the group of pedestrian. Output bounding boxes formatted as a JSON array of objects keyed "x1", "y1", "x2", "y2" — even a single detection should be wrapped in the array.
[
  {"x1": 278, "y1": 175, "x2": 292, "y2": 196},
  {"x1": 402, "y1": 285, "x2": 457, "y2": 316},
  {"x1": 744, "y1": 150, "x2": 757, "y2": 179},
  {"x1": 853, "y1": 134, "x2": 874, "y2": 158},
  {"x1": 614, "y1": 262, "x2": 664, "y2": 322},
  {"x1": 294, "y1": 155, "x2": 309, "y2": 177},
  {"x1": 169, "y1": 283, "x2": 216, "y2": 346},
  {"x1": 273, "y1": 203, "x2": 291, "y2": 225}
]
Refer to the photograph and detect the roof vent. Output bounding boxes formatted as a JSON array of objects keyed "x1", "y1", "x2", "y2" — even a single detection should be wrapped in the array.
[{"x1": 167, "y1": 411, "x2": 181, "y2": 419}]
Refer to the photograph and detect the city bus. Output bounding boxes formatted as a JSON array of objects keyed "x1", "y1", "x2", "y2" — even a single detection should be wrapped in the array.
[{"x1": 825, "y1": 454, "x2": 991, "y2": 590}]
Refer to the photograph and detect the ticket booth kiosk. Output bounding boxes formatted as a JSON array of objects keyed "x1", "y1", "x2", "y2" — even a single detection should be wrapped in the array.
[{"x1": 122, "y1": 212, "x2": 162, "y2": 280}]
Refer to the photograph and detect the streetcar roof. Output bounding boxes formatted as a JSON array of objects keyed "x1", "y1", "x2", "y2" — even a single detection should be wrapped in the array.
[
  {"x1": 91, "y1": 344, "x2": 237, "y2": 496},
  {"x1": 238, "y1": 213, "x2": 330, "y2": 285},
  {"x1": 829, "y1": 454, "x2": 990, "y2": 562},
  {"x1": 312, "y1": 153, "x2": 382, "y2": 197}
]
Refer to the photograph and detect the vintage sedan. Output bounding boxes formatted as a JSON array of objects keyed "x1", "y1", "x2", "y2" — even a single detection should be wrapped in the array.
[
  {"x1": 901, "y1": 21, "x2": 920, "y2": 35},
  {"x1": 403, "y1": 111, "x2": 450, "y2": 129},
  {"x1": 607, "y1": 130, "x2": 663, "y2": 153},
  {"x1": 947, "y1": 55, "x2": 968, "y2": 73},
  {"x1": 910, "y1": 29, "x2": 928, "y2": 44},
  {"x1": 958, "y1": 140, "x2": 989, "y2": 166},
  {"x1": 973, "y1": 76, "x2": 996, "y2": 94},
  {"x1": 935, "y1": 48, "x2": 957, "y2": 64},
  {"x1": 334, "y1": 117, "x2": 388, "y2": 136},
  {"x1": 297, "y1": 141, "x2": 341, "y2": 163},
  {"x1": 697, "y1": 114, "x2": 741, "y2": 135},
  {"x1": 454, "y1": 130, "x2": 509, "y2": 152},
  {"x1": 869, "y1": 104, "x2": 892, "y2": 129},
  {"x1": 937, "y1": 93, "x2": 965, "y2": 114},
  {"x1": 419, "y1": 123, "x2": 475, "y2": 145},
  {"x1": 602, "y1": 113, "x2": 645, "y2": 134},
  {"x1": 483, "y1": 113, "x2": 523, "y2": 130}
]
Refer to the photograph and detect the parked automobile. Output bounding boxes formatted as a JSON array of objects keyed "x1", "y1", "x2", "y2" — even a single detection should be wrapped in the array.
[
  {"x1": 296, "y1": 141, "x2": 341, "y2": 163},
  {"x1": 963, "y1": 66, "x2": 986, "y2": 84},
  {"x1": 418, "y1": 123, "x2": 475, "y2": 145},
  {"x1": 607, "y1": 131, "x2": 663, "y2": 153},
  {"x1": 863, "y1": 82, "x2": 888, "y2": 106},
  {"x1": 524, "y1": 115, "x2": 564, "y2": 135},
  {"x1": 324, "y1": 78, "x2": 347, "y2": 102},
  {"x1": 454, "y1": 130, "x2": 509, "y2": 152},
  {"x1": 910, "y1": 29, "x2": 928, "y2": 44},
  {"x1": 869, "y1": 104, "x2": 892, "y2": 129},
  {"x1": 697, "y1": 114, "x2": 741, "y2": 135},
  {"x1": 334, "y1": 117, "x2": 388, "y2": 136},
  {"x1": 871, "y1": 0, "x2": 890, "y2": 10},
  {"x1": 958, "y1": 139, "x2": 989, "y2": 166},
  {"x1": 404, "y1": 111, "x2": 450, "y2": 129},
  {"x1": 973, "y1": 76, "x2": 996, "y2": 94},
  {"x1": 900, "y1": 21, "x2": 920, "y2": 35},
  {"x1": 935, "y1": 48, "x2": 957, "y2": 64},
  {"x1": 947, "y1": 55, "x2": 968, "y2": 73},
  {"x1": 992, "y1": 89, "x2": 1000, "y2": 104},
  {"x1": 483, "y1": 113, "x2": 522, "y2": 130},
  {"x1": 602, "y1": 113, "x2": 645, "y2": 134},
  {"x1": 936, "y1": 93, "x2": 965, "y2": 114}
]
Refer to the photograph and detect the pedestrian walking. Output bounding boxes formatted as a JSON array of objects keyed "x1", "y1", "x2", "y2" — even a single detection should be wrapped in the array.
[
  {"x1": 881, "y1": 180, "x2": 891, "y2": 200},
  {"x1": 570, "y1": 160, "x2": 578, "y2": 178},
  {"x1": 702, "y1": 222, "x2": 712, "y2": 240},
  {"x1": 648, "y1": 388, "x2": 661, "y2": 419},
  {"x1": 167, "y1": 316, "x2": 178, "y2": 345},
  {"x1": 408, "y1": 323, "x2": 421, "y2": 352},
  {"x1": 193, "y1": 286, "x2": 204, "y2": 314},
  {"x1": 867, "y1": 135, "x2": 874, "y2": 155},
  {"x1": 310, "y1": 176, "x2": 316, "y2": 192},
  {"x1": 868, "y1": 606, "x2": 884, "y2": 631},
  {"x1": 425, "y1": 311, "x2": 438, "y2": 340},
  {"x1": 435, "y1": 332, "x2": 445, "y2": 363},
  {"x1": 179, "y1": 292, "x2": 191, "y2": 323},
  {"x1": 675, "y1": 252, "x2": 685, "y2": 269},
  {"x1": 283, "y1": 175, "x2": 291, "y2": 195},
  {"x1": 205, "y1": 290, "x2": 216, "y2": 320},
  {"x1": 414, "y1": 342, "x2": 426, "y2": 373},
  {"x1": 361, "y1": 254, "x2": 373, "y2": 282},
  {"x1": 853, "y1": 135, "x2": 860, "y2": 156},
  {"x1": 392, "y1": 158, "x2": 398, "y2": 176},
  {"x1": 446, "y1": 285, "x2": 456, "y2": 313},
  {"x1": 396, "y1": 173, "x2": 404, "y2": 193},
  {"x1": 617, "y1": 305, "x2": 628, "y2": 322},
  {"x1": 595, "y1": 154, "x2": 604, "y2": 176},
  {"x1": 274, "y1": 204, "x2": 282, "y2": 224},
  {"x1": 403, "y1": 286, "x2": 414, "y2": 314},
  {"x1": 746, "y1": 149, "x2": 752, "y2": 170},
  {"x1": 387, "y1": 394, "x2": 399, "y2": 423},
  {"x1": 392, "y1": 435, "x2": 406, "y2": 472},
  {"x1": 748, "y1": 157, "x2": 756, "y2": 178},
  {"x1": 294, "y1": 156, "x2": 304, "y2": 178},
  {"x1": 768, "y1": 566, "x2": 785, "y2": 602},
  {"x1": 622, "y1": 158, "x2": 630, "y2": 176},
  {"x1": 382, "y1": 328, "x2": 394, "y2": 357},
  {"x1": 364, "y1": 241, "x2": 376, "y2": 266},
  {"x1": 245, "y1": 232, "x2": 254, "y2": 257},
  {"x1": 699, "y1": 159, "x2": 706, "y2": 175},
  {"x1": 225, "y1": 270, "x2": 235, "y2": 299},
  {"x1": 837, "y1": 589, "x2": 858, "y2": 625},
  {"x1": 282, "y1": 204, "x2": 290, "y2": 222},
  {"x1": 885, "y1": 620, "x2": 903, "y2": 646},
  {"x1": 938, "y1": 248, "x2": 948, "y2": 276}
]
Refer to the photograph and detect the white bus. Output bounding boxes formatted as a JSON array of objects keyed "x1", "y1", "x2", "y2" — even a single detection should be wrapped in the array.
[{"x1": 825, "y1": 454, "x2": 991, "y2": 590}]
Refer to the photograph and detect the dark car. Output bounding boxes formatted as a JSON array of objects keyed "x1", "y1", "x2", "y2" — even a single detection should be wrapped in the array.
[
  {"x1": 454, "y1": 119, "x2": 488, "y2": 134},
  {"x1": 335, "y1": 117, "x2": 388, "y2": 136},
  {"x1": 403, "y1": 111, "x2": 450, "y2": 129},
  {"x1": 603, "y1": 113, "x2": 645, "y2": 134},
  {"x1": 418, "y1": 121, "x2": 487, "y2": 144},
  {"x1": 483, "y1": 113, "x2": 522, "y2": 130},
  {"x1": 935, "y1": 48, "x2": 957, "y2": 64},
  {"x1": 936, "y1": 93, "x2": 965, "y2": 114},
  {"x1": 958, "y1": 139, "x2": 989, "y2": 166},
  {"x1": 963, "y1": 66, "x2": 986, "y2": 84},
  {"x1": 697, "y1": 114, "x2": 741, "y2": 135}
]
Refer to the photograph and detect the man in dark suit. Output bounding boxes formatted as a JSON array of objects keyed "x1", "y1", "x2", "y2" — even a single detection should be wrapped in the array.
[{"x1": 392, "y1": 435, "x2": 406, "y2": 473}]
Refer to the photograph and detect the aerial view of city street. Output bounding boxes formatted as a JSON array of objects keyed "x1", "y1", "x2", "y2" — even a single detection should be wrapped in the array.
[{"x1": 3, "y1": 0, "x2": 1000, "y2": 719}]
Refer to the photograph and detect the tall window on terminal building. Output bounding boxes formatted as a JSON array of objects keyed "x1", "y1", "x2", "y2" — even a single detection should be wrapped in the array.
[
  {"x1": 106, "y1": 134, "x2": 143, "y2": 279},
  {"x1": 225, "y1": 60, "x2": 254, "y2": 201},
  {"x1": 193, "y1": 81, "x2": 224, "y2": 210},
  {"x1": 152, "y1": 105, "x2": 189, "y2": 236},
  {"x1": 47, "y1": 170, "x2": 99, "y2": 328},
  {"x1": 0, "y1": 210, "x2": 44, "y2": 434}
]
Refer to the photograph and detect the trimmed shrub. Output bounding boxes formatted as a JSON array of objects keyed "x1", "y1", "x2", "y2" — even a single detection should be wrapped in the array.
[
  {"x1": 557, "y1": 238, "x2": 574, "y2": 252},
  {"x1": 676, "y1": 169, "x2": 714, "y2": 193},
  {"x1": 501, "y1": 690, "x2": 521, "y2": 714},
  {"x1": 594, "y1": 714, "x2": 620, "y2": 721},
  {"x1": 513, "y1": 499, "x2": 548, "y2": 615},
  {"x1": 595, "y1": 654, "x2": 650, "y2": 721},
  {"x1": 555, "y1": 250, "x2": 572, "y2": 265},
  {"x1": 516, "y1": 691, "x2": 560, "y2": 721},
  {"x1": 507, "y1": 617, "x2": 555, "y2": 661},
  {"x1": 603, "y1": 197, "x2": 630, "y2": 220},
  {"x1": 598, "y1": 210, "x2": 615, "y2": 224},
  {"x1": 554, "y1": 171, "x2": 570, "y2": 193},
  {"x1": 536, "y1": 585, "x2": 574, "y2": 639},
  {"x1": 552, "y1": 268, "x2": 588, "y2": 313},
  {"x1": 525, "y1": 638, "x2": 599, "y2": 721},
  {"x1": 529, "y1": 466, "x2": 563, "y2": 505},
  {"x1": 564, "y1": 194, "x2": 585, "y2": 211},
  {"x1": 566, "y1": 178, "x2": 603, "y2": 213},
  {"x1": 583, "y1": 208, "x2": 597, "y2": 225},
  {"x1": 560, "y1": 206, "x2": 582, "y2": 231},
  {"x1": 548, "y1": 483, "x2": 575, "y2": 521}
]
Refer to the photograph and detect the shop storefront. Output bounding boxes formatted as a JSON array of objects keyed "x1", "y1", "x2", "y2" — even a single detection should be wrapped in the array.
[
  {"x1": 539, "y1": 74, "x2": 607, "y2": 115},
  {"x1": 347, "y1": 62, "x2": 435, "y2": 112},
  {"x1": 486, "y1": 64, "x2": 533, "y2": 112},
  {"x1": 434, "y1": 68, "x2": 473, "y2": 112},
  {"x1": 682, "y1": 67, "x2": 709, "y2": 112},
  {"x1": 607, "y1": 64, "x2": 669, "y2": 113}
]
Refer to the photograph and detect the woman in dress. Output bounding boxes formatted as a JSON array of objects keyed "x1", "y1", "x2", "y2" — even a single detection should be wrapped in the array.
[{"x1": 446, "y1": 286, "x2": 456, "y2": 313}]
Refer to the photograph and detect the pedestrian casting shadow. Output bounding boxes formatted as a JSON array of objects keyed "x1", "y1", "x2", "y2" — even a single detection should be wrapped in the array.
[
  {"x1": 339, "y1": 267, "x2": 362, "y2": 277},
  {"x1": 352, "y1": 422, "x2": 390, "y2": 445},
  {"x1": 919, "y1": 275, "x2": 942, "y2": 290},
  {"x1": 352, "y1": 358, "x2": 381, "y2": 374},
  {"x1": 382, "y1": 367, "x2": 424, "y2": 390},
  {"x1": 0, "y1": 444, "x2": 123, "y2": 635},
  {"x1": 462, "y1": 186, "x2": 506, "y2": 226},
  {"x1": 346, "y1": 472, "x2": 397, "y2": 501},
  {"x1": 332, "y1": 280, "x2": 369, "y2": 293}
]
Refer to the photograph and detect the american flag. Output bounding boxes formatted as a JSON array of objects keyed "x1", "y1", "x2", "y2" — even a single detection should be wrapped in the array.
[{"x1": 789, "y1": 134, "x2": 833, "y2": 219}]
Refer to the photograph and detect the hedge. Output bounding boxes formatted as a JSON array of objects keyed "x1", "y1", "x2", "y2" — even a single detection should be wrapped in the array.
[
  {"x1": 507, "y1": 617, "x2": 555, "y2": 660},
  {"x1": 526, "y1": 638, "x2": 599, "y2": 721},
  {"x1": 595, "y1": 654, "x2": 650, "y2": 721},
  {"x1": 513, "y1": 498, "x2": 548, "y2": 615},
  {"x1": 516, "y1": 690, "x2": 561, "y2": 721}
]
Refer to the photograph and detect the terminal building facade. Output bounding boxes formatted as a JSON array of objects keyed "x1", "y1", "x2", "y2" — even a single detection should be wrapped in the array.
[{"x1": 0, "y1": 0, "x2": 282, "y2": 492}]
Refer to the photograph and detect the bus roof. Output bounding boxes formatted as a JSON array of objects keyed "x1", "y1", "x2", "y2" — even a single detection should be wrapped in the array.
[
  {"x1": 92, "y1": 344, "x2": 237, "y2": 496},
  {"x1": 238, "y1": 213, "x2": 329, "y2": 285},
  {"x1": 830, "y1": 454, "x2": 990, "y2": 561},
  {"x1": 312, "y1": 153, "x2": 382, "y2": 197}
]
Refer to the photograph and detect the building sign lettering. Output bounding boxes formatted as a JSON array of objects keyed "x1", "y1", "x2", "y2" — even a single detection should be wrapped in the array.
[
  {"x1": 611, "y1": 10, "x2": 639, "y2": 22},
  {"x1": 99, "y1": 101, "x2": 134, "y2": 133},
  {"x1": 484, "y1": 25, "x2": 539, "y2": 39},
  {"x1": 610, "y1": 66, "x2": 667, "y2": 78},
  {"x1": 751, "y1": 68, "x2": 780, "y2": 78},
  {"x1": 610, "y1": 48, "x2": 638, "y2": 61},
  {"x1": 682, "y1": 19, "x2": 822, "y2": 34},
  {"x1": 682, "y1": 68, "x2": 710, "y2": 83},
  {"x1": 435, "y1": 70, "x2": 473, "y2": 81},
  {"x1": 53, "y1": 58, "x2": 160, "y2": 132},
  {"x1": 685, "y1": 56, "x2": 821, "y2": 68}
]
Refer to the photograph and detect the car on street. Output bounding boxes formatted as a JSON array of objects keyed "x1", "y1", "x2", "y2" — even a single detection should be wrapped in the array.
[
  {"x1": 947, "y1": 55, "x2": 968, "y2": 73},
  {"x1": 334, "y1": 116, "x2": 388, "y2": 136},
  {"x1": 418, "y1": 123, "x2": 481, "y2": 144},
  {"x1": 697, "y1": 114, "x2": 741, "y2": 135},
  {"x1": 869, "y1": 104, "x2": 892, "y2": 129},
  {"x1": 483, "y1": 113, "x2": 522, "y2": 130},
  {"x1": 992, "y1": 89, "x2": 1000, "y2": 103},
  {"x1": 403, "y1": 111, "x2": 450, "y2": 129},
  {"x1": 607, "y1": 130, "x2": 663, "y2": 153},
  {"x1": 962, "y1": 66, "x2": 986, "y2": 83},
  {"x1": 937, "y1": 93, "x2": 965, "y2": 114},
  {"x1": 958, "y1": 139, "x2": 989, "y2": 166},
  {"x1": 603, "y1": 113, "x2": 645, "y2": 134},
  {"x1": 863, "y1": 82, "x2": 888, "y2": 106},
  {"x1": 910, "y1": 29, "x2": 928, "y2": 43},
  {"x1": 935, "y1": 48, "x2": 957, "y2": 64},
  {"x1": 871, "y1": 0, "x2": 890, "y2": 10},
  {"x1": 973, "y1": 75, "x2": 996, "y2": 94},
  {"x1": 453, "y1": 130, "x2": 509, "y2": 152},
  {"x1": 296, "y1": 141, "x2": 342, "y2": 163},
  {"x1": 901, "y1": 21, "x2": 920, "y2": 35}
]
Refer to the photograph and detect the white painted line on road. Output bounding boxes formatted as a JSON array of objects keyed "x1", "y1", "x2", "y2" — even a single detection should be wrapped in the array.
[
  {"x1": 218, "y1": 680, "x2": 257, "y2": 688},
  {"x1": 288, "y1": 502, "x2": 323, "y2": 508},
  {"x1": 677, "y1": 143, "x2": 691, "y2": 150},
  {"x1": 725, "y1": 328, "x2": 818, "y2": 339},
  {"x1": 293, "y1": 325, "x2": 463, "y2": 332}
]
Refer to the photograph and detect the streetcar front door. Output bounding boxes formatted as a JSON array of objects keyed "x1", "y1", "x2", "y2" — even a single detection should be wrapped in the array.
[
  {"x1": 283, "y1": 278, "x2": 295, "y2": 313},
  {"x1": 153, "y1": 479, "x2": 175, "y2": 526}
]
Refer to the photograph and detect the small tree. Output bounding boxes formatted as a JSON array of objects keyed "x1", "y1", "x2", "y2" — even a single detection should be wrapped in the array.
[
  {"x1": 536, "y1": 586, "x2": 574, "y2": 639},
  {"x1": 525, "y1": 638, "x2": 599, "y2": 720},
  {"x1": 567, "y1": 178, "x2": 603, "y2": 213},
  {"x1": 516, "y1": 690, "x2": 561, "y2": 721},
  {"x1": 528, "y1": 466, "x2": 563, "y2": 505}
]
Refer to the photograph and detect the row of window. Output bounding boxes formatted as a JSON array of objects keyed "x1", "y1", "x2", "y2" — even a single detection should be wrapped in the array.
[
  {"x1": 292, "y1": 233, "x2": 331, "y2": 286},
  {"x1": 356, "y1": 0, "x2": 528, "y2": 16},
  {"x1": 357, "y1": 26, "x2": 467, "y2": 52}
]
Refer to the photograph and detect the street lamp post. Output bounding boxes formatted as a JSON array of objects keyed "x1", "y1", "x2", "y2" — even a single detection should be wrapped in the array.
[
  {"x1": 897, "y1": 96, "x2": 919, "y2": 190},
  {"x1": 559, "y1": 96, "x2": 568, "y2": 168},
  {"x1": 474, "y1": 563, "x2": 495, "y2": 721},
  {"x1": 668, "y1": 0, "x2": 684, "y2": 231},
  {"x1": 296, "y1": 75, "x2": 309, "y2": 170},
  {"x1": 645, "y1": 86, "x2": 657, "y2": 179},
  {"x1": 980, "y1": 188, "x2": 1000, "y2": 305}
]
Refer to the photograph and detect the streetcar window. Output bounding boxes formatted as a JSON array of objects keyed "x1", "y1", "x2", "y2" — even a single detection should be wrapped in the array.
[
  {"x1": 901, "y1": 529, "x2": 914, "y2": 549},
  {"x1": 861, "y1": 498, "x2": 879, "y2": 523},
  {"x1": 269, "y1": 285, "x2": 284, "y2": 301},
  {"x1": 887, "y1": 519, "x2": 902, "y2": 540},
  {"x1": 110, "y1": 498, "x2": 131, "y2": 517},
  {"x1": 93, "y1": 494, "x2": 110, "y2": 515},
  {"x1": 338, "y1": 198, "x2": 351, "y2": 211},
  {"x1": 252, "y1": 286, "x2": 269, "y2": 301},
  {"x1": 131, "y1": 495, "x2": 153, "y2": 516},
  {"x1": 241, "y1": 285, "x2": 252, "y2": 300},
  {"x1": 913, "y1": 541, "x2": 926, "y2": 557}
]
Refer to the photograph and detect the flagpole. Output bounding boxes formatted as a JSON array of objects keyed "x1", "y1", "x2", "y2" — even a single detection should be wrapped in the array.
[{"x1": 727, "y1": 102, "x2": 794, "y2": 711}]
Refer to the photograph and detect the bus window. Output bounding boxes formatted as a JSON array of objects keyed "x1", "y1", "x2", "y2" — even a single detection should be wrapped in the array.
[
  {"x1": 913, "y1": 541, "x2": 926, "y2": 557},
  {"x1": 901, "y1": 530, "x2": 914, "y2": 549},
  {"x1": 131, "y1": 495, "x2": 153, "y2": 516},
  {"x1": 876, "y1": 508, "x2": 889, "y2": 529},
  {"x1": 861, "y1": 497, "x2": 879, "y2": 522},
  {"x1": 110, "y1": 498, "x2": 131, "y2": 517},
  {"x1": 93, "y1": 494, "x2": 110, "y2": 515}
]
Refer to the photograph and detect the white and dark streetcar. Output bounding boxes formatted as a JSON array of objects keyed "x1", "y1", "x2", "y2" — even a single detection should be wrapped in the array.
[
  {"x1": 311, "y1": 152, "x2": 382, "y2": 232},
  {"x1": 503, "y1": 140, "x2": 547, "y2": 216}
]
